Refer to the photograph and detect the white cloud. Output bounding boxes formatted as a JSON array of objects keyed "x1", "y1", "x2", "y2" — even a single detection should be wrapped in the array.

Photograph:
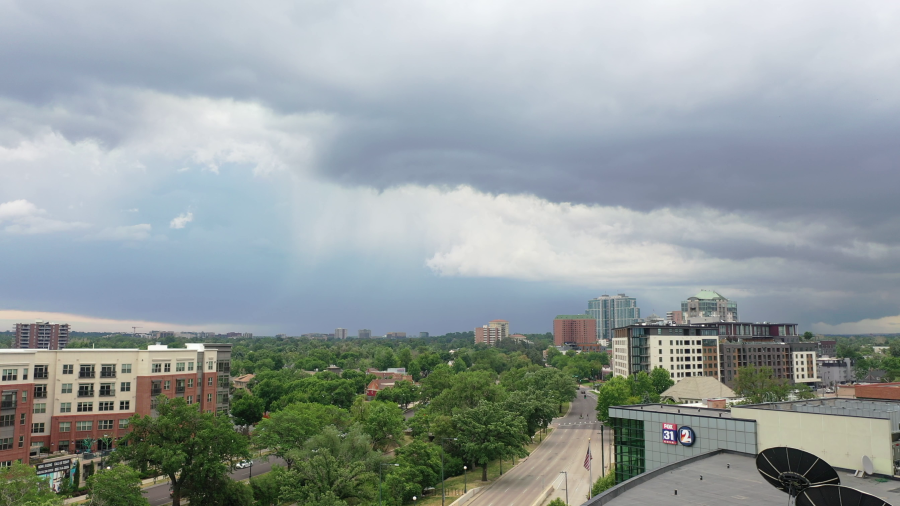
[
  {"x1": 90, "y1": 224, "x2": 152, "y2": 241},
  {"x1": 812, "y1": 315, "x2": 900, "y2": 335},
  {"x1": 169, "y1": 212, "x2": 193, "y2": 229},
  {"x1": 0, "y1": 199, "x2": 89, "y2": 234}
]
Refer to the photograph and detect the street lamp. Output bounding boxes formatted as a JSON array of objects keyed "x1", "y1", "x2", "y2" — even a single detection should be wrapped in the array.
[
  {"x1": 463, "y1": 465, "x2": 467, "y2": 493},
  {"x1": 379, "y1": 463, "x2": 399, "y2": 506},
  {"x1": 559, "y1": 471, "x2": 568, "y2": 506},
  {"x1": 437, "y1": 437, "x2": 457, "y2": 506}
]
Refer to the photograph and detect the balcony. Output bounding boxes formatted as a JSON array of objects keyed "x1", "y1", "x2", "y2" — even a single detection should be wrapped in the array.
[
  {"x1": 100, "y1": 372, "x2": 116, "y2": 378},
  {"x1": 175, "y1": 387, "x2": 186, "y2": 394},
  {"x1": 77, "y1": 391, "x2": 95, "y2": 398},
  {"x1": 99, "y1": 391, "x2": 114, "y2": 397},
  {"x1": 79, "y1": 372, "x2": 95, "y2": 379},
  {"x1": 34, "y1": 372, "x2": 48, "y2": 380},
  {"x1": 150, "y1": 388, "x2": 162, "y2": 396},
  {"x1": 0, "y1": 401, "x2": 15, "y2": 410},
  {"x1": 34, "y1": 392, "x2": 47, "y2": 399}
]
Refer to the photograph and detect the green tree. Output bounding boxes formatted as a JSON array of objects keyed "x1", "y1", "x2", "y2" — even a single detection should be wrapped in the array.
[
  {"x1": 595, "y1": 376, "x2": 635, "y2": 423},
  {"x1": 0, "y1": 462, "x2": 62, "y2": 506},
  {"x1": 360, "y1": 401, "x2": 406, "y2": 450},
  {"x1": 253, "y1": 402, "x2": 350, "y2": 470},
  {"x1": 114, "y1": 396, "x2": 249, "y2": 506},
  {"x1": 649, "y1": 367, "x2": 674, "y2": 395},
  {"x1": 249, "y1": 472, "x2": 281, "y2": 506},
  {"x1": 733, "y1": 367, "x2": 790, "y2": 404},
  {"x1": 429, "y1": 370, "x2": 504, "y2": 415},
  {"x1": 502, "y1": 390, "x2": 556, "y2": 438},
  {"x1": 230, "y1": 391, "x2": 265, "y2": 434},
  {"x1": 590, "y1": 464, "x2": 616, "y2": 497},
  {"x1": 86, "y1": 464, "x2": 148, "y2": 506},
  {"x1": 183, "y1": 477, "x2": 254, "y2": 506},
  {"x1": 547, "y1": 499, "x2": 567, "y2": 506},
  {"x1": 802, "y1": 331, "x2": 814, "y2": 341},
  {"x1": 453, "y1": 401, "x2": 530, "y2": 481},
  {"x1": 793, "y1": 383, "x2": 817, "y2": 400}
]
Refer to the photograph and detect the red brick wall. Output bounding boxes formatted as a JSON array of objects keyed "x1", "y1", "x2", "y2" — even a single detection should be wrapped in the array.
[
  {"x1": 855, "y1": 383, "x2": 900, "y2": 401},
  {"x1": 553, "y1": 319, "x2": 597, "y2": 346},
  {"x1": 0, "y1": 382, "x2": 35, "y2": 463}
]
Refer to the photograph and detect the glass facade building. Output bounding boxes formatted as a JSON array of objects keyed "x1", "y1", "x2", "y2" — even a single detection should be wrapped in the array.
[
  {"x1": 587, "y1": 294, "x2": 641, "y2": 342},
  {"x1": 608, "y1": 405, "x2": 757, "y2": 485}
]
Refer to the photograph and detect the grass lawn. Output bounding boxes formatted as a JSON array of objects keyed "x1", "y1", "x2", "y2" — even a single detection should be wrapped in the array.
[{"x1": 411, "y1": 429, "x2": 555, "y2": 506}]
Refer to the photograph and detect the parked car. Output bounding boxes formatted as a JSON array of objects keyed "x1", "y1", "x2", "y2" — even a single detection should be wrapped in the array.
[{"x1": 235, "y1": 460, "x2": 253, "y2": 469}]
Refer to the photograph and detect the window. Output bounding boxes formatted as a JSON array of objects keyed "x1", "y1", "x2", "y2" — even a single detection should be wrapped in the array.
[
  {"x1": 78, "y1": 384, "x2": 94, "y2": 397},
  {"x1": 2, "y1": 369, "x2": 16, "y2": 381},
  {"x1": 61, "y1": 383, "x2": 72, "y2": 394},
  {"x1": 118, "y1": 419, "x2": 129, "y2": 429},
  {"x1": 33, "y1": 403, "x2": 46, "y2": 414},
  {"x1": 207, "y1": 361, "x2": 214, "y2": 371},
  {"x1": 176, "y1": 379, "x2": 185, "y2": 393},
  {"x1": 120, "y1": 382, "x2": 131, "y2": 392},
  {"x1": 31, "y1": 423, "x2": 45, "y2": 434},
  {"x1": 119, "y1": 400, "x2": 130, "y2": 410},
  {"x1": 188, "y1": 378, "x2": 194, "y2": 388},
  {"x1": 59, "y1": 422, "x2": 71, "y2": 432},
  {"x1": 34, "y1": 384, "x2": 47, "y2": 399},
  {"x1": 99, "y1": 401, "x2": 114, "y2": 411},
  {"x1": 164, "y1": 380, "x2": 171, "y2": 390},
  {"x1": 98, "y1": 420, "x2": 113, "y2": 430},
  {"x1": 21, "y1": 390, "x2": 26, "y2": 402},
  {"x1": 0, "y1": 415, "x2": 12, "y2": 427},
  {"x1": 58, "y1": 440, "x2": 69, "y2": 452},
  {"x1": 217, "y1": 361, "x2": 230, "y2": 373},
  {"x1": 207, "y1": 394, "x2": 213, "y2": 403},
  {"x1": 77, "y1": 402, "x2": 93, "y2": 412},
  {"x1": 22, "y1": 368, "x2": 27, "y2": 380},
  {"x1": 62, "y1": 364, "x2": 73, "y2": 375},
  {"x1": 152, "y1": 363, "x2": 161, "y2": 373},
  {"x1": 216, "y1": 392, "x2": 227, "y2": 404},
  {"x1": 0, "y1": 438, "x2": 11, "y2": 451},
  {"x1": 176, "y1": 362, "x2": 185, "y2": 372},
  {"x1": 20, "y1": 413, "x2": 25, "y2": 425},
  {"x1": 0, "y1": 461, "x2": 11, "y2": 469},
  {"x1": 99, "y1": 383, "x2": 114, "y2": 396},
  {"x1": 151, "y1": 381, "x2": 162, "y2": 395},
  {"x1": 121, "y1": 364, "x2": 132, "y2": 374},
  {"x1": 187, "y1": 362, "x2": 194, "y2": 371},
  {"x1": 218, "y1": 376, "x2": 229, "y2": 388},
  {"x1": 101, "y1": 364, "x2": 116, "y2": 378},
  {"x1": 76, "y1": 421, "x2": 92, "y2": 432},
  {"x1": 60, "y1": 402, "x2": 71, "y2": 413},
  {"x1": 186, "y1": 396, "x2": 193, "y2": 404},
  {"x1": 164, "y1": 363, "x2": 171, "y2": 373},
  {"x1": 79, "y1": 365, "x2": 95, "y2": 378},
  {"x1": 18, "y1": 437, "x2": 24, "y2": 448},
  {"x1": 33, "y1": 365, "x2": 48, "y2": 380},
  {"x1": 208, "y1": 377, "x2": 213, "y2": 387}
]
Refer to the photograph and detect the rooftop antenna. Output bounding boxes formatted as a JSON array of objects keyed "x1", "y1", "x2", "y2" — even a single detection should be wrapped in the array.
[
  {"x1": 796, "y1": 485, "x2": 889, "y2": 506},
  {"x1": 757, "y1": 447, "x2": 840, "y2": 506}
]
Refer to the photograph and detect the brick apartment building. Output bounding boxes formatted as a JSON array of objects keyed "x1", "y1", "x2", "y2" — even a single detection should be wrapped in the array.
[
  {"x1": 553, "y1": 315, "x2": 600, "y2": 351},
  {"x1": 0, "y1": 343, "x2": 231, "y2": 467},
  {"x1": 475, "y1": 320, "x2": 509, "y2": 346},
  {"x1": 14, "y1": 321, "x2": 70, "y2": 350}
]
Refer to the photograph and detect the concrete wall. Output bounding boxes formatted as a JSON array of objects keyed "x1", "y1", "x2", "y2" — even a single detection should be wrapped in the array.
[{"x1": 731, "y1": 407, "x2": 893, "y2": 475}]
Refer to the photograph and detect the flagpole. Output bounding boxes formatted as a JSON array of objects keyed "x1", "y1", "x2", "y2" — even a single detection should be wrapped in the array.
[{"x1": 588, "y1": 438, "x2": 592, "y2": 499}]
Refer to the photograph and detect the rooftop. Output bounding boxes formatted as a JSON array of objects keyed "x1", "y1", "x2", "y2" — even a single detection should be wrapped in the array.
[
  {"x1": 555, "y1": 314, "x2": 595, "y2": 320},
  {"x1": 660, "y1": 377, "x2": 736, "y2": 402},
  {"x1": 613, "y1": 403, "x2": 737, "y2": 419},
  {"x1": 736, "y1": 398, "x2": 900, "y2": 421},
  {"x1": 689, "y1": 289, "x2": 728, "y2": 300},
  {"x1": 582, "y1": 450, "x2": 898, "y2": 506}
]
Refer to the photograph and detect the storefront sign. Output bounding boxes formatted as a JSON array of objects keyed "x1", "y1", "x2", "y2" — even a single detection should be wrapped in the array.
[
  {"x1": 662, "y1": 423, "x2": 678, "y2": 445},
  {"x1": 36, "y1": 458, "x2": 72, "y2": 475},
  {"x1": 679, "y1": 426, "x2": 696, "y2": 446}
]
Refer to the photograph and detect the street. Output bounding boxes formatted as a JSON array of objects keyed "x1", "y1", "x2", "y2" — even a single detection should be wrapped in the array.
[
  {"x1": 467, "y1": 389, "x2": 612, "y2": 506},
  {"x1": 142, "y1": 456, "x2": 286, "y2": 506}
]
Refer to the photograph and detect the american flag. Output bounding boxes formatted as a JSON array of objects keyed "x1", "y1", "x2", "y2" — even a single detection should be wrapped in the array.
[{"x1": 583, "y1": 446, "x2": 592, "y2": 470}]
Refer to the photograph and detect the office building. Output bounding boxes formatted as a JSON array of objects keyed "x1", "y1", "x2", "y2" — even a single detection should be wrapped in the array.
[
  {"x1": 419, "y1": 332, "x2": 429, "y2": 338},
  {"x1": 475, "y1": 320, "x2": 509, "y2": 346},
  {"x1": 817, "y1": 339, "x2": 837, "y2": 357},
  {"x1": 665, "y1": 311, "x2": 683, "y2": 324},
  {"x1": 385, "y1": 332, "x2": 406, "y2": 339},
  {"x1": 358, "y1": 329, "x2": 372, "y2": 339},
  {"x1": 611, "y1": 323, "x2": 720, "y2": 379},
  {"x1": 0, "y1": 343, "x2": 231, "y2": 466},
  {"x1": 553, "y1": 315, "x2": 599, "y2": 351},
  {"x1": 334, "y1": 328, "x2": 348, "y2": 340},
  {"x1": 817, "y1": 357, "x2": 854, "y2": 387},
  {"x1": 716, "y1": 322, "x2": 818, "y2": 388},
  {"x1": 14, "y1": 321, "x2": 70, "y2": 350},
  {"x1": 681, "y1": 290, "x2": 738, "y2": 323},
  {"x1": 586, "y1": 294, "x2": 641, "y2": 342}
]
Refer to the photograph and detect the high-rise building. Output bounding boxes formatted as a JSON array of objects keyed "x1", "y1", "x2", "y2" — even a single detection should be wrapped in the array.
[
  {"x1": 553, "y1": 315, "x2": 599, "y2": 351},
  {"x1": 681, "y1": 290, "x2": 738, "y2": 323},
  {"x1": 334, "y1": 328, "x2": 348, "y2": 340},
  {"x1": 474, "y1": 320, "x2": 509, "y2": 346},
  {"x1": 419, "y1": 332, "x2": 429, "y2": 338},
  {"x1": 586, "y1": 294, "x2": 641, "y2": 342},
  {"x1": 14, "y1": 321, "x2": 70, "y2": 350},
  {"x1": 0, "y1": 343, "x2": 231, "y2": 464},
  {"x1": 385, "y1": 332, "x2": 406, "y2": 339},
  {"x1": 666, "y1": 311, "x2": 684, "y2": 324},
  {"x1": 358, "y1": 329, "x2": 372, "y2": 339},
  {"x1": 611, "y1": 323, "x2": 720, "y2": 379}
]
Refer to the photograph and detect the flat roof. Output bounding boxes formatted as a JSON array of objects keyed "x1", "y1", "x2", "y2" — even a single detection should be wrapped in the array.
[
  {"x1": 736, "y1": 398, "x2": 900, "y2": 420},
  {"x1": 613, "y1": 403, "x2": 736, "y2": 419},
  {"x1": 582, "y1": 451, "x2": 898, "y2": 506}
]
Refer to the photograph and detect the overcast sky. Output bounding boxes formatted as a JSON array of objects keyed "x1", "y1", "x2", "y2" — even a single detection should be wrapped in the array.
[{"x1": 1, "y1": 1, "x2": 899, "y2": 336}]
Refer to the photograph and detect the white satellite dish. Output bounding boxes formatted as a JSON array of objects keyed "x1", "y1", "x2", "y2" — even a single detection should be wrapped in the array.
[{"x1": 862, "y1": 455, "x2": 874, "y2": 476}]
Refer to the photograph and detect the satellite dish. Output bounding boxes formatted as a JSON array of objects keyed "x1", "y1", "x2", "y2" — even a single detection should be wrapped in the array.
[
  {"x1": 757, "y1": 447, "x2": 840, "y2": 498},
  {"x1": 795, "y1": 485, "x2": 891, "y2": 506},
  {"x1": 863, "y1": 455, "x2": 875, "y2": 476}
]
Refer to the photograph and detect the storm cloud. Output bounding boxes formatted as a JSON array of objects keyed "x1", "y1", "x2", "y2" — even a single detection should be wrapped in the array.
[{"x1": 0, "y1": 1, "x2": 898, "y2": 333}]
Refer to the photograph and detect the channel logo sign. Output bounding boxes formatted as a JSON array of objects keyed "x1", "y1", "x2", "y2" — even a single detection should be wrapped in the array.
[
  {"x1": 662, "y1": 423, "x2": 678, "y2": 445},
  {"x1": 678, "y1": 426, "x2": 695, "y2": 446}
]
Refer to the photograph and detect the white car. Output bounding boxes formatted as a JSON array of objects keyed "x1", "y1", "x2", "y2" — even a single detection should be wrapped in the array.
[{"x1": 235, "y1": 460, "x2": 253, "y2": 469}]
